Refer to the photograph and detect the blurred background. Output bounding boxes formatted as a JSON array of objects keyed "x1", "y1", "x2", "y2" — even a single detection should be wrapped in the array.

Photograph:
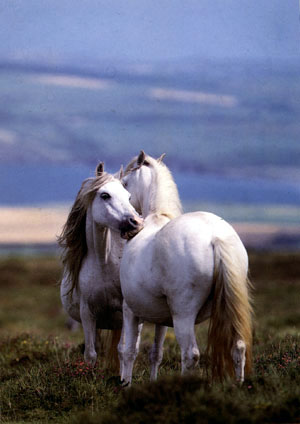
[
  {"x1": 1, "y1": 0, "x2": 300, "y2": 254},
  {"x1": 1, "y1": 6, "x2": 299, "y2": 420}
]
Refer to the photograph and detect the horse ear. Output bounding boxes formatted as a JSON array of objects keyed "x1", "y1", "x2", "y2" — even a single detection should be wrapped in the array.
[
  {"x1": 117, "y1": 164, "x2": 124, "y2": 180},
  {"x1": 137, "y1": 150, "x2": 146, "y2": 168},
  {"x1": 95, "y1": 162, "x2": 104, "y2": 176},
  {"x1": 157, "y1": 153, "x2": 166, "y2": 163}
]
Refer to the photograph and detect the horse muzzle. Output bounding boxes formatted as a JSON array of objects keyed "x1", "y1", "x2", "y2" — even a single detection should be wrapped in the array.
[{"x1": 120, "y1": 214, "x2": 144, "y2": 240}]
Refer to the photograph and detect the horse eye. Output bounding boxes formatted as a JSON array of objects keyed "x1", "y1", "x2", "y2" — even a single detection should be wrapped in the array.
[{"x1": 100, "y1": 193, "x2": 111, "y2": 200}]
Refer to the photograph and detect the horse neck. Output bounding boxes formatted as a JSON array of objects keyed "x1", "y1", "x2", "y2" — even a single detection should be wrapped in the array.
[
  {"x1": 85, "y1": 206, "x2": 123, "y2": 268},
  {"x1": 140, "y1": 167, "x2": 182, "y2": 221},
  {"x1": 139, "y1": 188, "x2": 153, "y2": 219}
]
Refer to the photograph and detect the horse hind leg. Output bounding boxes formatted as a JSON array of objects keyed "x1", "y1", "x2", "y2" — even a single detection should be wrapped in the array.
[
  {"x1": 118, "y1": 326, "x2": 125, "y2": 378},
  {"x1": 173, "y1": 315, "x2": 200, "y2": 375},
  {"x1": 232, "y1": 339, "x2": 246, "y2": 383},
  {"x1": 149, "y1": 325, "x2": 167, "y2": 381},
  {"x1": 66, "y1": 316, "x2": 80, "y2": 332}
]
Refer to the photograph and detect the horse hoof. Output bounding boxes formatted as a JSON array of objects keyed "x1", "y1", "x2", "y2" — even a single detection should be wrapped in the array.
[{"x1": 120, "y1": 379, "x2": 130, "y2": 388}]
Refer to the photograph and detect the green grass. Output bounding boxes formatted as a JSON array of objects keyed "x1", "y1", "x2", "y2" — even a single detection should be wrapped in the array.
[{"x1": 0, "y1": 253, "x2": 299, "y2": 423}]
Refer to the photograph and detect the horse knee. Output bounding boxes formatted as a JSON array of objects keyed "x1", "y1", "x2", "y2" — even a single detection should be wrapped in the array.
[
  {"x1": 232, "y1": 340, "x2": 246, "y2": 364},
  {"x1": 117, "y1": 342, "x2": 123, "y2": 358},
  {"x1": 123, "y1": 346, "x2": 138, "y2": 363},
  {"x1": 191, "y1": 347, "x2": 200, "y2": 366},
  {"x1": 182, "y1": 347, "x2": 200, "y2": 373},
  {"x1": 84, "y1": 349, "x2": 97, "y2": 366},
  {"x1": 118, "y1": 341, "x2": 127, "y2": 367}
]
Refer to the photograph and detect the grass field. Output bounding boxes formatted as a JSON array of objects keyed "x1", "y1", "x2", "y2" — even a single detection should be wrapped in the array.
[{"x1": 0, "y1": 252, "x2": 299, "y2": 423}]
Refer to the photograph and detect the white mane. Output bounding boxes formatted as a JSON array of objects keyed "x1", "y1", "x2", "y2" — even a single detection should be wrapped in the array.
[{"x1": 140, "y1": 155, "x2": 183, "y2": 219}]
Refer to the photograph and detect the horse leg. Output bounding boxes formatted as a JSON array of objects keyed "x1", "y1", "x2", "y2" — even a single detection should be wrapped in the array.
[
  {"x1": 80, "y1": 303, "x2": 97, "y2": 365},
  {"x1": 136, "y1": 322, "x2": 143, "y2": 351},
  {"x1": 118, "y1": 301, "x2": 141, "y2": 386},
  {"x1": 232, "y1": 339, "x2": 246, "y2": 383},
  {"x1": 118, "y1": 321, "x2": 143, "y2": 379},
  {"x1": 118, "y1": 325, "x2": 125, "y2": 378},
  {"x1": 149, "y1": 325, "x2": 167, "y2": 381},
  {"x1": 173, "y1": 315, "x2": 200, "y2": 375},
  {"x1": 66, "y1": 316, "x2": 80, "y2": 332}
]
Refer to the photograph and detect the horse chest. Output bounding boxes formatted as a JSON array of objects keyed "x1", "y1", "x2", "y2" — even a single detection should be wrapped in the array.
[
  {"x1": 87, "y1": 283, "x2": 121, "y2": 308},
  {"x1": 84, "y1": 279, "x2": 123, "y2": 329}
]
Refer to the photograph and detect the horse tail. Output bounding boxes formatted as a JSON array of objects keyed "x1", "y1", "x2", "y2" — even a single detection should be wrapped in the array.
[
  {"x1": 108, "y1": 329, "x2": 122, "y2": 371},
  {"x1": 99, "y1": 330, "x2": 122, "y2": 372},
  {"x1": 207, "y1": 236, "x2": 253, "y2": 380}
]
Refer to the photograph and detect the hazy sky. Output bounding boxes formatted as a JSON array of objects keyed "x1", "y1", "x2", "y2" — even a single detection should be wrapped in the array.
[{"x1": 1, "y1": 0, "x2": 299, "y2": 63}]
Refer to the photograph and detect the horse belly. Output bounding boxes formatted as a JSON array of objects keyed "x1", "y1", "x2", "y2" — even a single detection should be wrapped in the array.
[
  {"x1": 123, "y1": 279, "x2": 172, "y2": 325},
  {"x1": 60, "y1": 277, "x2": 81, "y2": 322}
]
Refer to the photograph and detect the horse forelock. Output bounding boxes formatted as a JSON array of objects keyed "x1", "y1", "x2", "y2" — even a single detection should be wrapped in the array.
[
  {"x1": 58, "y1": 172, "x2": 116, "y2": 294},
  {"x1": 125, "y1": 154, "x2": 182, "y2": 219},
  {"x1": 78, "y1": 173, "x2": 115, "y2": 207}
]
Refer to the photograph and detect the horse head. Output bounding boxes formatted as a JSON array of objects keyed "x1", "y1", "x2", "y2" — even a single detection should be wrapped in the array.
[
  {"x1": 90, "y1": 162, "x2": 143, "y2": 239},
  {"x1": 122, "y1": 151, "x2": 164, "y2": 214},
  {"x1": 123, "y1": 151, "x2": 181, "y2": 220}
]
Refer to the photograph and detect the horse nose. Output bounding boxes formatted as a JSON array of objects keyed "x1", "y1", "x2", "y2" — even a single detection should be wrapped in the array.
[
  {"x1": 119, "y1": 214, "x2": 144, "y2": 240},
  {"x1": 128, "y1": 216, "x2": 140, "y2": 228},
  {"x1": 120, "y1": 214, "x2": 143, "y2": 231},
  {"x1": 130, "y1": 214, "x2": 144, "y2": 228}
]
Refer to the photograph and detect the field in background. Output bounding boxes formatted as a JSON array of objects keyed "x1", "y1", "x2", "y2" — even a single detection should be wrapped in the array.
[
  {"x1": 0, "y1": 252, "x2": 299, "y2": 423},
  {"x1": 1, "y1": 204, "x2": 300, "y2": 251}
]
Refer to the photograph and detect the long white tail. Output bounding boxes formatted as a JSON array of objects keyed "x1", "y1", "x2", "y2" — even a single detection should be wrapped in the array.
[{"x1": 207, "y1": 236, "x2": 253, "y2": 380}]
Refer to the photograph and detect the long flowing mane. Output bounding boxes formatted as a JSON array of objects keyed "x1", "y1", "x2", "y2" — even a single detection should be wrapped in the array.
[
  {"x1": 58, "y1": 173, "x2": 114, "y2": 294},
  {"x1": 125, "y1": 154, "x2": 182, "y2": 219}
]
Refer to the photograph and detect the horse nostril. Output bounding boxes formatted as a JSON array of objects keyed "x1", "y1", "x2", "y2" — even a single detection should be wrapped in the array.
[
  {"x1": 119, "y1": 215, "x2": 143, "y2": 239},
  {"x1": 129, "y1": 217, "x2": 138, "y2": 227}
]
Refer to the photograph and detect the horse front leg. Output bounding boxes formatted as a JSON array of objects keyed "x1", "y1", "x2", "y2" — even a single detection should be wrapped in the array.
[
  {"x1": 119, "y1": 300, "x2": 141, "y2": 386},
  {"x1": 149, "y1": 325, "x2": 167, "y2": 381},
  {"x1": 80, "y1": 303, "x2": 97, "y2": 366},
  {"x1": 118, "y1": 322, "x2": 142, "y2": 380}
]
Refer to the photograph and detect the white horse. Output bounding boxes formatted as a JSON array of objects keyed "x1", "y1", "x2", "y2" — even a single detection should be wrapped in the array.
[
  {"x1": 118, "y1": 151, "x2": 253, "y2": 384},
  {"x1": 59, "y1": 162, "x2": 143, "y2": 368}
]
